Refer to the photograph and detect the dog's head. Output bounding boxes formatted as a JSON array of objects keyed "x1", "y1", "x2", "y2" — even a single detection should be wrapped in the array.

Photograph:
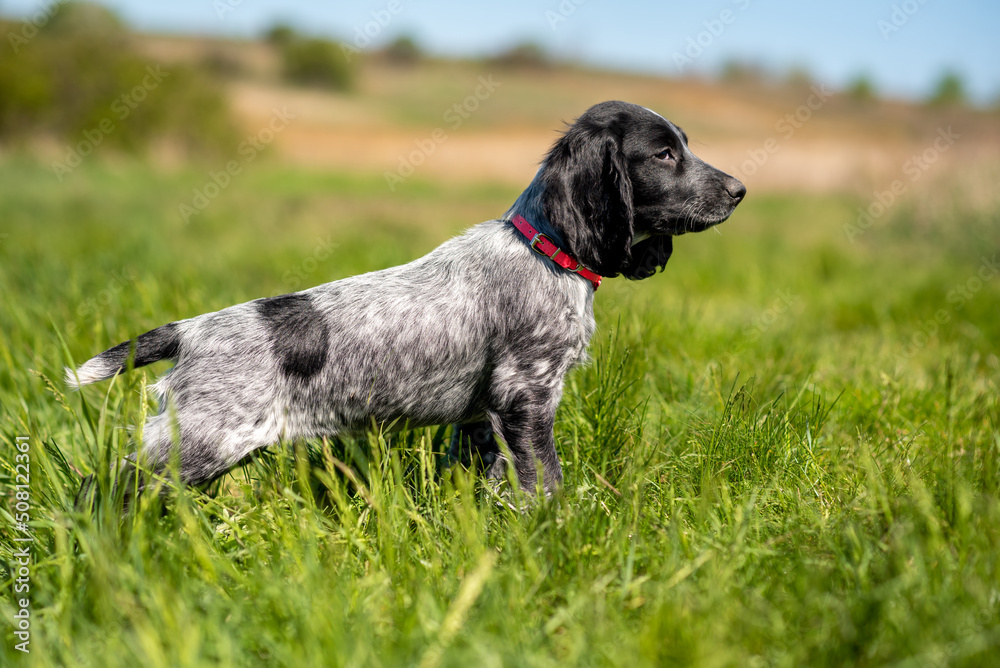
[{"x1": 539, "y1": 100, "x2": 746, "y2": 280}]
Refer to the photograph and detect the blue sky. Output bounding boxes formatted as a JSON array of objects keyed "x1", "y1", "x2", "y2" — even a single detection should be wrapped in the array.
[{"x1": 5, "y1": 0, "x2": 999, "y2": 104}]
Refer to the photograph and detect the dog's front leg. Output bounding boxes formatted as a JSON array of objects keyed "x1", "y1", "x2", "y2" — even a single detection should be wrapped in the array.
[{"x1": 489, "y1": 394, "x2": 562, "y2": 495}]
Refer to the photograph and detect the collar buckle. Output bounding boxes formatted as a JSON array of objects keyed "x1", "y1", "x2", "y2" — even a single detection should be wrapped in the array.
[
  {"x1": 529, "y1": 232, "x2": 559, "y2": 260},
  {"x1": 512, "y1": 214, "x2": 601, "y2": 291}
]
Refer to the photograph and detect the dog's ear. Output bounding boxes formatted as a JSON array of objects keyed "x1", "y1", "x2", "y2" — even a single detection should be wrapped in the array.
[
  {"x1": 541, "y1": 122, "x2": 634, "y2": 277},
  {"x1": 621, "y1": 235, "x2": 673, "y2": 280}
]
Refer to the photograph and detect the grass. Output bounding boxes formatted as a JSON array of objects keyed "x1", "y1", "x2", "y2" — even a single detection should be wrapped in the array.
[{"x1": 1, "y1": 156, "x2": 998, "y2": 667}]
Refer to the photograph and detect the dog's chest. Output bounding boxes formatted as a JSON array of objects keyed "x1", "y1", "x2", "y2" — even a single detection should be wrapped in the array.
[
  {"x1": 558, "y1": 291, "x2": 597, "y2": 370},
  {"x1": 573, "y1": 301, "x2": 597, "y2": 365}
]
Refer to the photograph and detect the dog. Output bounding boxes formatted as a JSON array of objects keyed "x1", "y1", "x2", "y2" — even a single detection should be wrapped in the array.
[{"x1": 66, "y1": 100, "x2": 745, "y2": 497}]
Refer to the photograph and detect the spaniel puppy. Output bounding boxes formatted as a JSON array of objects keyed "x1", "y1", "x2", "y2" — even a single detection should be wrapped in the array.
[{"x1": 66, "y1": 100, "x2": 745, "y2": 497}]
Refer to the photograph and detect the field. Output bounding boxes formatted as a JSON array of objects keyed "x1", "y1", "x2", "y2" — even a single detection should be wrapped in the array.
[{"x1": 2, "y1": 50, "x2": 1000, "y2": 666}]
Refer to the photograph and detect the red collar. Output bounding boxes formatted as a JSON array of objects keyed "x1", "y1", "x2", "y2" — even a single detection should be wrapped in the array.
[{"x1": 511, "y1": 215, "x2": 602, "y2": 291}]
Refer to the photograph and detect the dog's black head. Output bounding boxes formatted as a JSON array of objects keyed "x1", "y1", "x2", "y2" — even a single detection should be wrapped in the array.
[{"x1": 539, "y1": 100, "x2": 746, "y2": 280}]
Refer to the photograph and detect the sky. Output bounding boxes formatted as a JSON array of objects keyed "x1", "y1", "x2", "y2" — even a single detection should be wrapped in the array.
[{"x1": 4, "y1": 0, "x2": 999, "y2": 104}]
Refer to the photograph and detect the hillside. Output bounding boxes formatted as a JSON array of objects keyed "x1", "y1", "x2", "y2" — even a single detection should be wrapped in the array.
[{"x1": 132, "y1": 32, "x2": 1000, "y2": 194}]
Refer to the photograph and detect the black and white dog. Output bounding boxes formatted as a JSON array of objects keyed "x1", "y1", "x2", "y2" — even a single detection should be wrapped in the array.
[{"x1": 67, "y1": 101, "x2": 745, "y2": 496}]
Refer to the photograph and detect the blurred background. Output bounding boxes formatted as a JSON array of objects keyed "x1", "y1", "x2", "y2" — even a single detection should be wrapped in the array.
[{"x1": 1, "y1": 0, "x2": 998, "y2": 193}]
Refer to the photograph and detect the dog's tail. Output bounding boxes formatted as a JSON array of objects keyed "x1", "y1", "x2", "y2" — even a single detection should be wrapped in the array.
[{"x1": 65, "y1": 322, "x2": 183, "y2": 389}]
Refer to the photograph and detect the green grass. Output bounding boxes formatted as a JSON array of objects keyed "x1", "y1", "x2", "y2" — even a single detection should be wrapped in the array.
[{"x1": 1, "y1": 157, "x2": 999, "y2": 667}]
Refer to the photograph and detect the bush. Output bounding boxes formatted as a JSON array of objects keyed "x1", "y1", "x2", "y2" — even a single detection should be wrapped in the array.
[
  {"x1": 265, "y1": 23, "x2": 297, "y2": 47},
  {"x1": 0, "y1": 2, "x2": 236, "y2": 156},
  {"x1": 279, "y1": 37, "x2": 356, "y2": 91},
  {"x1": 784, "y1": 66, "x2": 814, "y2": 89},
  {"x1": 489, "y1": 41, "x2": 550, "y2": 69},
  {"x1": 719, "y1": 59, "x2": 769, "y2": 85},
  {"x1": 44, "y1": 1, "x2": 124, "y2": 36},
  {"x1": 928, "y1": 71, "x2": 966, "y2": 107},
  {"x1": 384, "y1": 35, "x2": 422, "y2": 65},
  {"x1": 262, "y1": 22, "x2": 357, "y2": 91},
  {"x1": 201, "y1": 48, "x2": 247, "y2": 79},
  {"x1": 847, "y1": 74, "x2": 877, "y2": 103}
]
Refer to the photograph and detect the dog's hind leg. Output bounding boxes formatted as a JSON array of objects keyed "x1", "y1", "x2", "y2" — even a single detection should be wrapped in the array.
[
  {"x1": 448, "y1": 420, "x2": 499, "y2": 472},
  {"x1": 130, "y1": 412, "x2": 266, "y2": 490}
]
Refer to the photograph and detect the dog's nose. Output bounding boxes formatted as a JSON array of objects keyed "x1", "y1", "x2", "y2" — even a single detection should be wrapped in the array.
[{"x1": 725, "y1": 178, "x2": 747, "y2": 203}]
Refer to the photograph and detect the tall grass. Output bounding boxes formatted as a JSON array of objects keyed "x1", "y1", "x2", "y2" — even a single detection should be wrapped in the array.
[{"x1": 1, "y1": 159, "x2": 998, "y2": 666}]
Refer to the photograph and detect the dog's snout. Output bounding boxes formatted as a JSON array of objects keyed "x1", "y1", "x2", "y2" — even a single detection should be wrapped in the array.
[{"x1": 725, "y1": 178, "x2": 747, "y2": 203}]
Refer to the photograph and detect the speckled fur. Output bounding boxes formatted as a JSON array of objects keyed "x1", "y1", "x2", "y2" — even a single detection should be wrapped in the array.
[{"x1": 66, "y1": 101, "x2": 745, "y2": 496}]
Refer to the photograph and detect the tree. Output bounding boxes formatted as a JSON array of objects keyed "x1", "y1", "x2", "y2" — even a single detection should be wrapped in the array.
[
  {"x1": 846, "y1": 74, "x2": 876, "y2": 103},
  {"x1": 265, "y1": 23, "x2": 297, "y2": 47},
  {"x1": 928, "y1": 71, "x2": 966, "y2": 107},
  {"x1": 490, "y1": 41, "x2": 549, "y2": 69},
  {"x1": 385, "y1": 35, "x2": 421, "y2": 65},
  {"x1": 281, "y1": 38, "x2": 355, "y2": 91}
]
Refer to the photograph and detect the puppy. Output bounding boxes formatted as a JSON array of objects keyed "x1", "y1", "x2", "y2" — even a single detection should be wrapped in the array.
[{"x1": 66, "y1": 101, "x2": 745, "y2": 497}]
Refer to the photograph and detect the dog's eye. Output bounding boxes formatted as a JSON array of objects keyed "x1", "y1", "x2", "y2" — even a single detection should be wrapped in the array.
[{"x1": 654, "y1": 149, "x2": 674, "y2": 162}]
